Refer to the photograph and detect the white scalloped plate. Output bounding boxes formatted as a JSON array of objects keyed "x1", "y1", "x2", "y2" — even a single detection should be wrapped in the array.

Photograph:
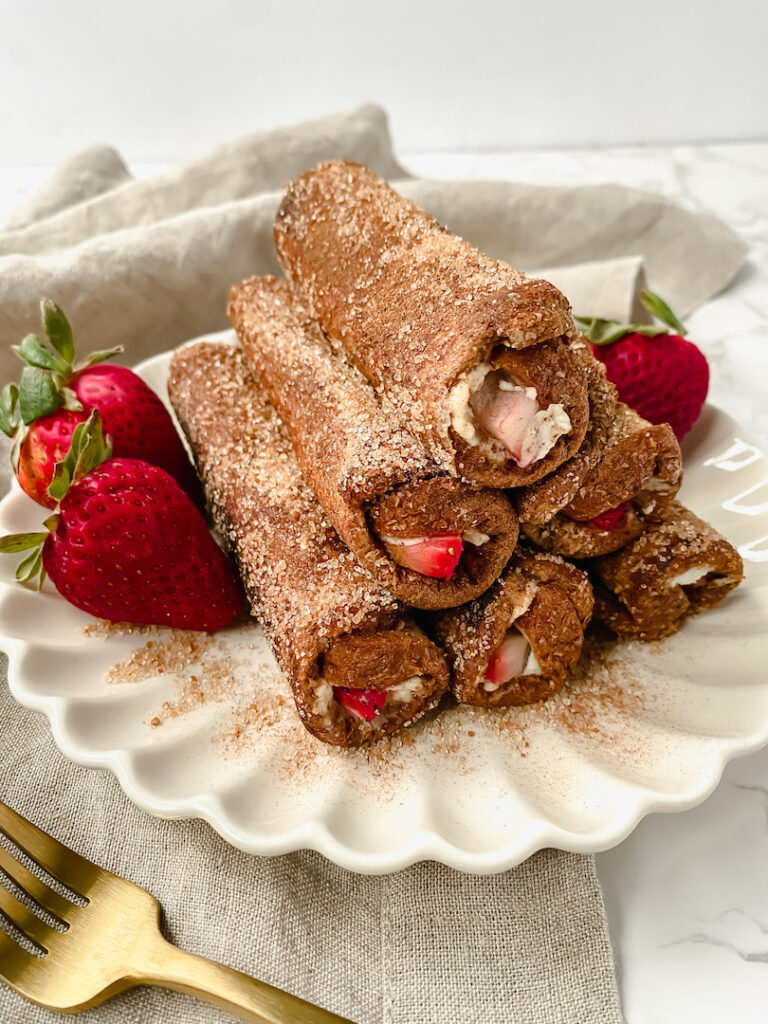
[{"x1": 2, "y1": 344, "x2": 768, "y2": 874}]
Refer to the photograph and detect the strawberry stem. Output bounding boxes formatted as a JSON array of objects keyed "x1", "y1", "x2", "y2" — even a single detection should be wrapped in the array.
[
  {"x1": 575, "y1": 290, "x2": 688, "y2": 346},
  {"x1": 73, "y1": 345, "x2": 125, "y2": 372},
  {"x1": 0, "y1": 530, "x2": 48, "y2": 589},
  {"x1": 0, "y1": 383, "x2": 19, "y2": 437},
  {"x1": 640, "y1": 290, "x2": 688, "y2": 336},
  {"x1": 0, "y1": 531, "x2": 48, "y2": 553},
  {"x1": 12, "y1": 333, "x2": 71, "y2": 376},
  {"x1": 41, "y1": 299, "x2": 75, "y2": 364},
  {"x1": 15, "y1": 546, "x2": 45, "y2": 589},
  {"x1": 573, "y1": 316, "x2": 666, "y2": 345}
]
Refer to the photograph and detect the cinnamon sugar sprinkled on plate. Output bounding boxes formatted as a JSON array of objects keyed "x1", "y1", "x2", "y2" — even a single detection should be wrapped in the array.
[{"x1": 84, "y1": 614, "x2": 648, "y2": 797}]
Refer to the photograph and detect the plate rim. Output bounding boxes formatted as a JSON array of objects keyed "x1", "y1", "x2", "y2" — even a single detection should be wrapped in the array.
[{"x1": 1, "y1": 346, "x2": 767, "y2": 874}]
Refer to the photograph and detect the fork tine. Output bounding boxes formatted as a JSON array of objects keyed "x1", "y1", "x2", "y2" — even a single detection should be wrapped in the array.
[
  {"x1": 0, "y1": 800, "x2": 99, "y2": 898},
  {"x1": 0, "y1": 883, "x2": 55, "y2": 948},
  {"x1": 0, "y1": 845, "x2": 74, "y2": 924}
]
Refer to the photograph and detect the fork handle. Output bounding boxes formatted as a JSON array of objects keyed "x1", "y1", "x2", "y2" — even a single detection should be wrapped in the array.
[{"x1": 138, "y1": 935, "x2": 356, "y2": 1024}]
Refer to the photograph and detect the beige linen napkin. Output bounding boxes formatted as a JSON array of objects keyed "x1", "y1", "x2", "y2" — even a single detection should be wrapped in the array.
[
  {"x1": 0, "y1": 104, "x2": 745, "y2": 382},
  {"x1": 0, "y1": 103, "x2": 748, "y2": 1024}
]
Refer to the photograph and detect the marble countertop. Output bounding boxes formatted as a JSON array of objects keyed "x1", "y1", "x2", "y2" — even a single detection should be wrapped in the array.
[{"x1": 2, "y1": 141, "x2": 767, "y2": 1023}]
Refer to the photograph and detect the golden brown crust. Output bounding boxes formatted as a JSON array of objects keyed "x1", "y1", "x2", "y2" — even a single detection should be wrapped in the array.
[
  {"x1": 229, "y1": 275, "x2": 518, "y2": 609},
  {"x1": 589, "y1": 501, "x2": 744, "y2": 640},
  {"x1": 521, "y1": 506, "x2": 646, "y2": 559},
  {"x1": 167, "y1": 341, "x2": 449, "y2": 746},
  {"x1": 274, "y1": 160, "x2": 582, "y2": 482},
  {"x1": 562, "y1": 412, "x2": 681, "y2": 520},
  {"x1": 322, "y1": 630, "x2": 446, "y2": 690},
  {"x1": 430, "y1": 548, "x2": 593, "y2": 708}
]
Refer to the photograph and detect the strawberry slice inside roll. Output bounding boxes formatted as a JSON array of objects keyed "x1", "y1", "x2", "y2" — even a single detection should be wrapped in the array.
[
  {"x1": 484, "y1": 629, "x2": 540, "y2": 686},
  {"x1": 365, "y1": 476, "x2": 516, "y2": 605},
  {"x1": 379, "y1": 533, "x2": 464, "y2": 580},
  {"x1": 429, "y1": 548, "x2": 593, "y2": 709},
  {"x1": 449, "y1": 339, "x2": 590, "y2": 487},
  {"x1": 315, "y1": 630, "x2": 448, "y2": 741},
  {"x1": 585, "y1": 501, "x2": 631, "y2": 533},
  {"x1": 332, "y1": 687, "x2": 387, "y2": 722}
]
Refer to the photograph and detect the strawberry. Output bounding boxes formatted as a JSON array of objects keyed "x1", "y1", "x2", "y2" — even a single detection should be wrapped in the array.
[
  {"x1": 332, "y1": 686, "x2": 387, "y2": 722},
  {"x1": 575, "y1": 290, "x2": 709, "y2": 441},
  {"x1": 586, "y1": 501, "x2": 630, "y2": 533},
  {"x1": 382, "y1": 532, "x2": 464, "y2": 579},
  {"x1": 0, "y1": 413, "x2": 242, "y2": 631},
  {"x1": 1, "y1": 299, "x2": 201, "y2": 508},
  {"x1": 485, "y1": 630, "x2": 530, "y2": 686},
  {"x1": 15, "y1": 408, "x2": 88, "y2": 508}
]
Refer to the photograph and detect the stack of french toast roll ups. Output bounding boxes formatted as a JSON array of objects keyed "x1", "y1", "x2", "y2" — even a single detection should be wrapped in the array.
[{"x1": 168, "y1": 162, "x2": 744, "y2": 747}]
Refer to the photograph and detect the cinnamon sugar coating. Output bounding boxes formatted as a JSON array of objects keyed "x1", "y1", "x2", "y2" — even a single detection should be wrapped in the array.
[
  {"x1": 274, "y1": 161, "x2": 583, "y2": 482},
  {"x1": 589, "y1": 501, "x2": 744, "y2": 640},
  {"x1": 430, "y1": 547, "x2": 593, "y2": 708},
  {"x1": 518, "y1": 346, "x2": 683, "y2": 558},
  {"x1": 168, "y1": 342, "x2": 449, "y2": 746},
  {"x1": 229, "y1": 276, "x2": 518, "y2": 609}
]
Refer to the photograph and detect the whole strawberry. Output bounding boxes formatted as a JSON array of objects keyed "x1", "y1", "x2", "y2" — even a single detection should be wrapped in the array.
[
  {"x1": 1, "y1": 299, "x2": 201, "y2": 508},
  {"x1": 576, "y1": 290, "x2": 709, "y2": 441},
  {"x1": 0, "y1": 413, "x2": 242, "y2": 631}
]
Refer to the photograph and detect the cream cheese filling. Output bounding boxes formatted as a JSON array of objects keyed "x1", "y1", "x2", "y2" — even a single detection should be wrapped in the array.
[
  {"x1": 448, "y1": 362, "x2": 571, "y2": 465},
  {"x1": 316, "y1": 675, "x2": 426, "y2": 721},
  {"x1": 380, "y1": 531, "x2": 489, "y2": 547},
  {"x1": 462, "y1": 529, "x2": 490, "y2": 546},
  {"x1": 668, "y1": 565, "x2": 716, "y2": 587}
]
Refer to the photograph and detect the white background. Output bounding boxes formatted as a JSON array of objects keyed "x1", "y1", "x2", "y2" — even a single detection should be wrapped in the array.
[
  {"x1": 2, "y1": 0, "x2": 767, "y2": 164},
  {"x1": 2, "y1": 4, "x2": 768, "y2": 1022}
]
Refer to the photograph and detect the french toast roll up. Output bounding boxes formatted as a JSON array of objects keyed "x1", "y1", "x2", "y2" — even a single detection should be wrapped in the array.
[
  {"x1": 518, "y1": 347, "x2": 682, "y2": 558},
  {"x1": 168, "y1": 342, "x2": 449, "y2": 747},
  {"x1": 589, "y1": 501, "x2": 744, "y2": 641},
  {"x1": 429, "y1": 548, "x2": 593, "y2": 708},
  {"x1": 274, "y1": 161, "x2": 589, "y2": 487},
  {"x1": 229, "y1": 276, "x2": 518, "y2": 610}
]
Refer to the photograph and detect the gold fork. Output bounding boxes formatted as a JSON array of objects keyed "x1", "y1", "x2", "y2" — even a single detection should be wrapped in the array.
[{"x1": 0, "y1": 799, "x2": 356, "y2": 1023}]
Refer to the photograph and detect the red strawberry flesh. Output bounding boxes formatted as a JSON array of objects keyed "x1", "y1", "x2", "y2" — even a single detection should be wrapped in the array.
[
  {"x1": 16, "y1": 409, "x2": 88, "y2": 508},
  {"x1": 587, "y1": 501, "x2": 631, "y2": 532},
  {"x1": 71, "y1": 365, "x2": 202, "y2": 501},
  {"x1": 592, "y1": 333, "x2": 709, "y2": 441},
  {"x1": 383, "y1": 533, "x2": 464, "y2": 579},
  {"x1": 485, "y1": 629, "x2": 531, "y2": 686},
  {"x1": 42, "y1": 458, "x2": 242, "y2": 630},
  {"x1": 470, "y1": 377, "x2": 542, "y2": 466},
  {"x1": 332, "y1": 686, "x2": 387, "y2": 721}
]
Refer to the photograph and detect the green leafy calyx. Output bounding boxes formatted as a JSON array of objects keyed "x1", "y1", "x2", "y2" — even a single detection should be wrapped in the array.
[
  {"x1": 0, "y1": 529, "x2": 51, "y2": 590},
  {"x1": 0, "y1": 411, "x2": 112, "y2": 589},
  {"x1": 3, "y1": 299, "x2": 125, "y2": 433},
  {"x1": 575, "y1": 290, "x2": 688, "y2": 346},
  {"x1": 47, "y1": 409, "x2": 113, "y2": 502}
]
